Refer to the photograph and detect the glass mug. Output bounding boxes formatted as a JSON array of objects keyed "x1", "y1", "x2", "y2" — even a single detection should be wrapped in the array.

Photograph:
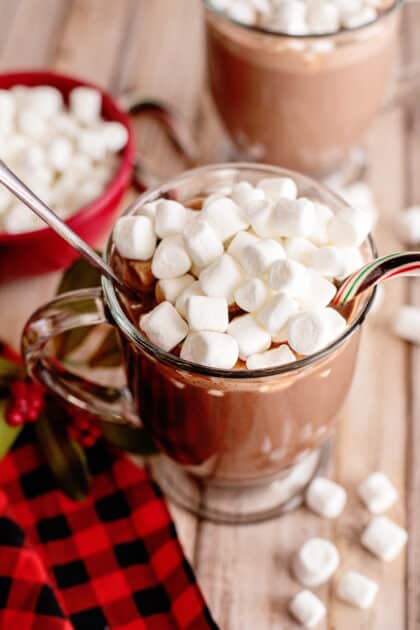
[
  {"x1": 22, "y1": 164, "x2": 375, "y2": 524},
  {"x1": 204, "y1": 1, "x2": 402, "y2": 177}
]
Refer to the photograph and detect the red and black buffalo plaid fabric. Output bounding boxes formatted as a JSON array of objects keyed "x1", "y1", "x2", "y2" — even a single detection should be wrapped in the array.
[{"x1": 0, "y1": 426, "x2": 219, "y2": 630}]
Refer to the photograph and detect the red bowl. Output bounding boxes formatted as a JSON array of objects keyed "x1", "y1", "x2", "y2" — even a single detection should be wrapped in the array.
[{"x1": 0, "y1": 70, "x2": 136, "y2": 282}]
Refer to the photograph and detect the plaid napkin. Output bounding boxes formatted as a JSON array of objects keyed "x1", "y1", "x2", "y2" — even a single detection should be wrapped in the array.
[{"x1": 0, "y1": 426, "x2": 218, "y2": 630}]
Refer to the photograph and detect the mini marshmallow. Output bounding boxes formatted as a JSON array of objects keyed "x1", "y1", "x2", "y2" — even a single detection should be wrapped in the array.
[
  {"x1": 186, "y1": 295, "x2": 229, "y2": 332},
  {"x1": 101, "y1": 121, "x2": 129, "y2": 152},
  {"x1": 201, "y1": 196, "x2": 249, "y2": 241},
  {"x1": 268, "y1": 1, "x2": 308, "y2": 34},
  {"x1": 328, "y1": 206, "x2": 372, "y2": 247},
  {"x1": 336, "y1": 571, "x2": 378, "y2": 610},
  {"x1": 288, "y1": 307, "x2": 345, "y2": 356},
  {"x1": 342, "y1": 6, "x2": 377, "y2": 28},
  {"x1": 257, "y1": 293, "x2": 299, "y2": 336},
  {"x1": 358, "y1": 472, "x2": 398, "y2": 514},
  {"x1": 307, "y1": 0, "x2": 340, "y2": 33},
  {"x1": 339, "y1": 247, "x2": 364, "y2": 279},
  {"x1": 272, "y1": 198, "x2": 316, "y2": 238},
  {"x1": 113, "y1": 215, "x2": 157, "y2": 261},
  {"x1": 156, "y1": 274, "x2": 195, "y2": 304},
  {"x1": 268, "y1": 258, "x2": 308, "y2": 297},
  {"x1": 17, "y1": 110, "x2": 48, "y2": 139},
  {"x1": 284, "y1": 237, "x2": 318, "y2": 266},
  {"x1": 46, "y1": 137, "x2": 73, "y2": 172},
  {"x1": 0, "y1": 90, "x2": 15, "y2": 134},
  {"x1": 227, "y1": 230, "x2": 259, "y2": 264},
  {"x1": 151, "y1": 236, "x2": 191, "y2": 279},
  {"x1": 227, "y1": 314, "x2": 271, "y2": 359},
  {"x1": 311, "y1": 246, "x2": 347, "y2": 278},
  {"x1": 199, "y1": 254, "x2": 243, "y2": 302},
  {"x1": 155, "y1": 199, "x2": 188, "y2": 238},
  {"x1": 309, "y1": 202, "x2": 334, "y2": 246},
  {"x1": 78, "y1": 129, "x2": 107, "y2": 161},
  {"x1": 138, "y1": 201, "x2": 158, "y2": 221},
  {"x1": 298, "y1": 271, "x2": 337, "y2": 310},
  {"x1": 234, "y1": 277, "x2": 268, "y2": 313},
  {"x1": 184, "y1": 331, "x2": 239, "y2": 369},
  {"x1": 226, "y1": 0, "x2": 256, "y2": 24},
  {"x1": 242, "y1": 239, "x2": 286, "y2": 276},
  {"x1": 305, "y1": 477, "x2": 347, "y2": 519},
  {"x1": 69, "y1": 86, "x2": 102, "y2": 124},
  {"x1": 393, "y1": 305, "x2": 420, "y2": 345},
  {"x1": 246, "y1": 199, "x2": 277, "y2": 238},
  {"x1": 288, "y1": 590, "x2": 326, "y2": 629},
  {"x1": 3, "y1": 203, "x2": 41, "y2": 233},
  {"x1": 26, "y1": 86, "x2": 63, "y2": 118},
  {"x1": 52, "y1": 112, "x2": 80, "y2": 138},
  {"x1": 395, "y1": 206, "x2": 420, "y2": 245},
  {"x1": 257, "y1": 177, "x2": 298, "y2": 202},
  {"x1": 183, "y1": 218, "x2": 224, "y2": 268},
  {"x1": 361, "y1": 516, "x2": 407, "y2": 562},
  {"x1": 293, "y1": 538, "x2": 340, "y2": 587},
  {"x1": 230, "y1": 181, "x2": 265, "y2": 208},
  {"x1": 246, "y1": 344, "x2": 295, "y2": 370},
  {"x1": 175, "y1": 281, "x2": 204, "y2": 318},
  {"x1": 140, "y1": 301, "x2": 188, "y2": 352}
]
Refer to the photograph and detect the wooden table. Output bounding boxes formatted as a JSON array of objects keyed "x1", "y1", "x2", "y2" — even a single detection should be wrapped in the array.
[{"x1": 0, "y1": 1, "x2": 419, "y2": 628}]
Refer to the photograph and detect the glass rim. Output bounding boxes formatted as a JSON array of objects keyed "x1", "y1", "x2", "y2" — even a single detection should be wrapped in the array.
[
  {"x1": 103, "y1": 162, "x2": 377, "y2": 381},
  {"x1": 203, "y1": 0, "x2": 403, "y2": 40}
]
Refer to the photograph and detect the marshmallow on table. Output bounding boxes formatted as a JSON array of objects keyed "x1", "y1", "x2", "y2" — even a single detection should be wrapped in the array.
[
  {"x1": 186, "y1": 295, "x2": 229, "y2": 332},
  {"x1": 176, "y1": 281, "x2": 204, "y2": 318},
  {"x1": 257, "y1": 177, "x2": 298, "y2": 202},
  {"x1": 113, "y1": 215, "x2": 157, "y2": 261},
  {"x1": 305, "y1": 477, "x2": 347, "y2": 519},
  {"x1": 234, "y1": 277, "x2": 268, "y2": 313},
  {"x1": 395, "y1": 206, "x2": 420, "y2": 245},
  {"x1": 199, "y1": 254, "x2": 242, "y2": 302},
  {"x1": 336, "y1": 571, "x2": 378, "y2": 610},
  {"x1": 201, "y1": 196, "x2": 249, "y2": 241},
  {"x1": 183, "y1": 218, "x2": 224, "y2": 268},
  {"x1": 328, "y1": 206, "x2": 372, "y2": 247},
  {"x1": 181, "y1": 331, "x2": 239, "y2": 369},
  {"x1": 152, "y1": 236, "x2": 191, "y2": 280},
  {"x1": 140, "y1": 301, "x2": 188, "y2": 352},
  {"x1": 156, "y1": 274, "x2": 195, "y2": 304},
  {"x1": 230, "y1": 181, "x2": 265, "y2": 208},
  {"x1": 288, "y1": 307, "x2": 346, "y2": 356},
  {"x1": 358, "y1": 472, "x2": 398, "y2": 514},
  {"x1": 272, "y1": 198, "x2": 316, "y2": 238},
  {"x1": 242, "y1": 238, "x2": 286, "y2": 276},
  {"x1": 298, "y1": 271, "x2": 337, "y2": 310},
  {"x1": 284, "y1": 237, "x2": 318, "y2": 266},
  {"x1": 228, "y1": 314, "x2": 271, "y2": 359},
  {"x1": 268, "y1": 258, "x2": 308, "y2": 297},
  {"x1": 155, "y1": 200, "x2": 188, "y2": 238},
  {"x1": 293, "y1": 538, "x2": 340, "y2": 587},
  {"x1": 246, "y1": 344, "x2": 295, "y2": 370},
  {"x1": 257, "y1": 292, "x2": 299, "y2": 336},
  {"x1": 361, "y1": 516, "x2": 407, "y2": 562},
  {"x1": 227, "y1": 230, "x2": 259, "y2": 264},
  {"x1": 288, "y1": 590, "x2": 326, "y2": 629},
  {"x1": 69, "y1": 86, "x2": 102, "y2": 125},
  {"x1": 393, "y1": 305, "x2": 420, "y2": 345}
]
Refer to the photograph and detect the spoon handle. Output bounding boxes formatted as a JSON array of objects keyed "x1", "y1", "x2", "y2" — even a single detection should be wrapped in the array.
[{"x1": 0, "y1": 159, "x2": 129, "y2": 296}]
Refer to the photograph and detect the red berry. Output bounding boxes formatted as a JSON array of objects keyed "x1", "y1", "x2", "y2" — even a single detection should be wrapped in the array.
[
  {"x1": 10, "y1": 382, "x2": 28, "y2": 398},
  {"x1": 6, "y1": 409, "x2": 25, "y2": 427},
  {"x1": 15, "y1": 398, "x2": 28, "y2": 413},
  {"x1": 26, "y1": 407, "x2": 40, "y2": 422}
]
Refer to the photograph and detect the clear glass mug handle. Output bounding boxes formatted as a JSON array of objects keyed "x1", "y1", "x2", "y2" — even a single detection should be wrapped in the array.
[{"x1": 21, "y1": 287, "x2": 139, "y2": 427}]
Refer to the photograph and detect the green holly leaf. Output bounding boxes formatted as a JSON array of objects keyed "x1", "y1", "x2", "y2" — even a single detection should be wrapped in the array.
[
  {"x1": 36, "y1": 399, "x2": 90, "y2": 501},
  {"x1": 100, "y1": 421, "x2": 158, "y2": 455},
  {"x1": 0, "y1": 357, "x2": 23, "y2": 387},
  {"x1": 0, "y1": 399, "x2": 22, "y2": 460}
]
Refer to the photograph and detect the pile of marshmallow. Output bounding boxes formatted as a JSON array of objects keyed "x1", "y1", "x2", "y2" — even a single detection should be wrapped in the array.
[
  {"x1": 113, "y1": 176, "x2": 372, "y2": 370},
  {"x1": 209, "y1": 0, "x2": 389, "y2": 35},
  {"x1": 0, "y1": 85, "x2": 128, "y2": 234},
  {"x1": 289, "y1": 471, "x2": 406, "y2": 627}
]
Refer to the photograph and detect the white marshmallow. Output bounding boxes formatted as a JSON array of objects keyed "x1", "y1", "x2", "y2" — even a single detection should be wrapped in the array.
[
  {"x1": 311, "y1": 246, "x2": 347, "y2": 278},
  {"x1": 293, "y1": 538, "x2": 340, "y2": 587},
  {"x1": 246, "y1": 199, "x2": 276, "y2": 238},
  {"x1": 209, "y1": 0, "x2": 231, "y2": 10},
  {"x1": 257, "y1": 177, "x2": 298, "y2": 202},
  {"x1": 186, "y1": 295, "x2": 229, "y2": 332},
  {"x1": 78, "y1": 129, "x2": 107, "y2": 161},
  {"x1": 284, "y1": 237, "x2": 318, "y2": 266},
  {"x1": 184, "y1": 331, "x2": 239, "y2": 369},
  {"x1": 0, "y1": 90, "x2": 15, "y2": 135},
  {"x1": 257, "y1": 293, "x2": 299, "y2": 336},
  {"x1": 268, "y1": 258, "x2": 308, "y2": 297},
  {"x1": 288, "y1": 590, "x2": 326, "y2": 629},
  {"x1": 155, "y1": 200, "x2": 188, "y2": 238},
  {"x1": 3, "y1": 202, "x2": 42, "y2": 233},
  {"x1": 175, "y1": 281, "x2": 204, "y2": 318},
  {"x1": 337, "y1": 181, "x2": 378, "y2": 228},
  {"x1": 226, "y1": 0, "x2": 256, "y2": 24},
  {"x1": 138, "y1": 201, "x2": 159, "y2": 221},
  {"x1": 227, "y1": 230, "x2": 259, "y2": 264},
  {"x1": 156, "y1": 274, "x2": 195, "y2": 304},
  {"x1": 151, "y1": 236, "x2": 191, "y2": 279},
  {"x1": 307, "y1": 0, "x2": 340, "y2": 33},
  {"x1": 393, "y1": 305, "x2": 420, "y2": 345},
  {"x1": 113, "y1": 215, "x2": 157, "y2": 261},
  {"x1": 201, "y1": 196, "x2": 249, "y2": 241},
  {"x1": 17, "y1": 110, "x2": 48, "y2": 139},
  {"x1": 395, "y1": 206, "x2": 420, "y2": 245},
  {"x1": 70, "y1": 87, "x2": 102, "y2": 125},
  {"x1": 242, "y1": 239, "x2": 286, "y2": 276},
  {"x1": 101, "y1": 121, "x2": 129, "y2": 152},
  {"x1": 342, "y1": 6, "x2": 377, "y2": 28},
  {"x1": 309, "y1": 202, "x2": 334, "y2": 246},
  {"x1": 246, "y1": 344, "x2": 295, "y2": 370},
  {"x1": 305, "y1": 477, "x2": 347, "y2": 519},
  {"x1": 52, "y1": 112, "x2": 80, "y2": 138},
  {"x1": 234, "y1": 278, "x2": 268, "y2": 313},
  {"x1": 288, "y1": 307, "x2": 346, "y2": 356},
  {"x1": 25, "y1": 86, "x2": 63, "y2": 118},
  {"x1": 328, "y1": 206, "x2": 372, "y2": 247},
  {"x1": 268, "y1": 1, "x2": 308, "y2": 34},
  {"x1": 358, "y1": 472, "x2": 398, "y2": 514},
  {"x1": 230, "y1": 181, "x2": 265, "y2": 208},
  {"x1": 227, "y1": 314, "x2": 272, "y2": 359},
  {"x1": 298, "y1": 271, "x2": 337, "y2": 310},
  {"x1": 140, "y1": 301, "x2": 188, "y2": 352},
  {"x1": 183, "y1": 219, "x2": 224, "y2": 268},
  {"x1": 272, "y1": 198, "x2": 316, "y2": 238},
  {"x1": 336, "y1": 571, "x2": 378, "y2": 610},
  {"x1": 0, "y1": 188, "x2": 12, "y2": 213},
  {"x1": 199, "y1": 254, "x2": 242, "y2": 302},
  {"x1": 361, "y1": 516, "x2": 407, "y2": 562},
  {"x1": 339, "y1": 247, "x2": 364, "y2": 279},
  {"x1": 47, "y1": 137, "x2": 73, "y2": 172}
]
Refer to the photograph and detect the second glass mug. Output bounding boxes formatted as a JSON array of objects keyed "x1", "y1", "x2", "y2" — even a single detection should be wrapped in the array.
[{"x1": 22, "y1": 164, "x2": 375, "y2": 524}]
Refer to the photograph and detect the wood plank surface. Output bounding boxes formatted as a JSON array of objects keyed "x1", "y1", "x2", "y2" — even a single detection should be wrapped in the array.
[{"x1": 0, "y1": 1, "x2": 418, "y2": 628}]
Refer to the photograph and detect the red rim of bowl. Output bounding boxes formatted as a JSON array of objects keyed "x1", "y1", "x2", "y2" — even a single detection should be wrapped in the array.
[{"x1": 0, "y1": 69, "x2": 136, "y2": 244}]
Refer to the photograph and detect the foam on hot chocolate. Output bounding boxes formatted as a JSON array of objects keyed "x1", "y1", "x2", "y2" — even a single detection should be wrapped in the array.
[{"x1": 113, "y1": 176, "x2": 372, "y2": 370}]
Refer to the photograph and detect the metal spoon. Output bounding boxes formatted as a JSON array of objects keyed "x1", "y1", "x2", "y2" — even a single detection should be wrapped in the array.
[{"x1": 0, "y1": 159, "x2": 138, "y2": 299}]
